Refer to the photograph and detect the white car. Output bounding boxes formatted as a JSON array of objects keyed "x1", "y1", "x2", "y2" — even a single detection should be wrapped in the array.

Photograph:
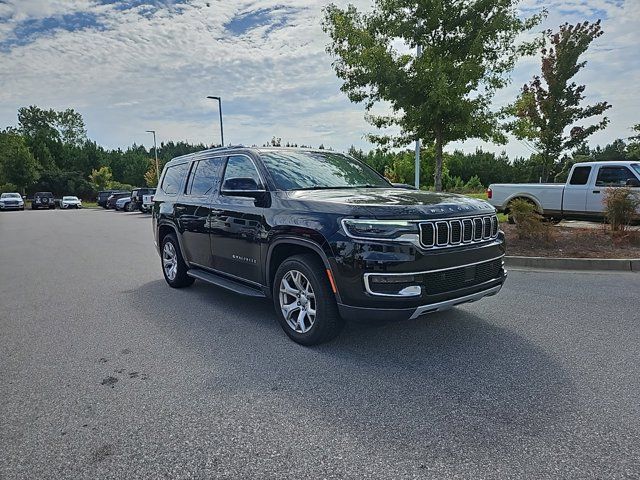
[
  {"x1": 61, "y1": 196, "x2": 82, "y2": 209},
  {"x1": 488, "y1": 161, "x2": 640, "y2": 219},
  {"x1": 0, "y1": 192, "x2": 25, "y2": 210}
]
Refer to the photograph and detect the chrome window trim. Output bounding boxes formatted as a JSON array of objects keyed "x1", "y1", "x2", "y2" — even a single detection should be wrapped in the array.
[{"x1": 364, "y1": 255, "x2": 504, "y2": 297}]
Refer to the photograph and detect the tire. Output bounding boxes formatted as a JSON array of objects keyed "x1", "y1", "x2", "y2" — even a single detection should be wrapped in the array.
[
  {"x1": 160, "y1": 233, "x2": 195, "y2": 288},
  {"x1": 272, "y1": 254, "x2": 344, "y2": 346}
]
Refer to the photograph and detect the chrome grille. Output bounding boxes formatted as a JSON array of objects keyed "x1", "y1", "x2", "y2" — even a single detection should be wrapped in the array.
[{"x1": 419, "y1": 215, "x2": 499, "y2": 249}]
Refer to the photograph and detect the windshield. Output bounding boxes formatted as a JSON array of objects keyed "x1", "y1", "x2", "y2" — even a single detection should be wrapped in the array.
[
  {"x1": 63, "y1": 196, "x2": 78, "y2": 201},
  {"x1": 1, "y1": 193, "x2": 20, "y2": 198},
  {"x1": 259, "y1": 150, "x2": 390, "y2": 191},
  {"x1": 632, "y1": 164, "x2": 640, "y2": 177}
]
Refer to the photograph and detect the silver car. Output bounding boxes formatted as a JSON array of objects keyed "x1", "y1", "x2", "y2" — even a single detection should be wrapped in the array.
[{"x1": 0, "y1": 192, "x2": 25, "y2": 210}]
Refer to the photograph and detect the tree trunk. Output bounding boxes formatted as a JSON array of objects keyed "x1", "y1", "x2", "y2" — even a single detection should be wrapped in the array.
[{"x1": 433, "y1": 129, "x2": 444, "y2": 192}]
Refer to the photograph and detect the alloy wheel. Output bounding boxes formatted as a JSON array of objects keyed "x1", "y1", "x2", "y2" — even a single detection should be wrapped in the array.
[
  {"x1": 279, "y1": 270, "x2": 316, "y2": 333},
  {"x1": 162, "y1": 242, "x2": 178, "y2": 281}
]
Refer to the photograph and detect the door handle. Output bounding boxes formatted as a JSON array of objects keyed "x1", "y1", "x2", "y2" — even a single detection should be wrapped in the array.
[{"x1": 592, "y1": 190, "x2": 600, "y2": 194}]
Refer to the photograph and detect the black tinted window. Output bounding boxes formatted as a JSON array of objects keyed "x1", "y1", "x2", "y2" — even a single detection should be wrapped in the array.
[
  {"x1": 161, "y1": 163, "x2": 189, "y2": 195},
  {"x1": 595, "y1": 166, "x2": 635, "y2": 187},
  {"x1": 260, "y1": 151, "x2": 389, "y2": 190},
  {"x1": 222, "y1": 156, "x2": 263, "y2": 190},
  {"x1": 186, "y1": 157, "x2": 223, "y2": 196},
  {"x1": 569, "y1": 166, "x2": 591, "y2": 185}
]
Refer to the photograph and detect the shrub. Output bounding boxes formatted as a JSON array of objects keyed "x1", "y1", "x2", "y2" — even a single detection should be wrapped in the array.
[
  {"x1": 463, "y1": 175, "x2": 484, "y2": 193},
  {"x1": 603, "y1": 187, "x2": 640, "y2": 232},
  {"x1": 508, "y1": 198, "x2": 551, "y2": 240},
  {"x1": 0, "y1": 182, "x2": 20, "y2": 194}
]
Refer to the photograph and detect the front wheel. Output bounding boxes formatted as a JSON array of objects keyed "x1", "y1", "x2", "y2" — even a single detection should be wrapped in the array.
[
  {"x1": 273, "y1": 254, "x2": 344, "y2": 346},
  {"x1": 160, "y1": 234, "x2": 195, "y2": 288}
]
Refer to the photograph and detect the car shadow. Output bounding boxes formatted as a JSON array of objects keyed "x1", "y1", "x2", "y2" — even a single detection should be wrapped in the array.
[{"x1": 126, "y1": 278, "x2": 575, "y2": 457}]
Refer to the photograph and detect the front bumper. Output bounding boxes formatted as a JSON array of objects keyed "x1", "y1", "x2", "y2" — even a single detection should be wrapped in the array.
[{"x1": 337, "y1": 271, "x2": 506, "y2": 321}]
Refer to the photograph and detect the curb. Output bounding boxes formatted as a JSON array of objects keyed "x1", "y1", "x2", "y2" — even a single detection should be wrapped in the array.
[{"x1": 505, "y1": 256, "x2": 640, "y2": 272}]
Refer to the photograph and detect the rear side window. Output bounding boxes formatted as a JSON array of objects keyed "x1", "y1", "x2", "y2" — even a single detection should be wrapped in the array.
[
  {"x1": 185, "y1": 157, "x2": 224, "y2": 196},
  {"x1": 161, "y1": 163, "x2": 189, "y2": 195},
  {"x1": 595, "y1": 166, "x2": 635, "y2": 187},
  {"x1": 569, "y1": 166, "x2": 591, "y2": 185}
]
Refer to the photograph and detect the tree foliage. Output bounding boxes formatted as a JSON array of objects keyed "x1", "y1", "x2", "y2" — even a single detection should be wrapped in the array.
[
  {"x1": 0, "y1": 130, "x2": 39, "y2": 192},
  {"x1": 504, "y1": 21, "x2": 612, "y2": 180},
  {"x1": 323, "y1": 0, "x2": 543, "y2": 190}
]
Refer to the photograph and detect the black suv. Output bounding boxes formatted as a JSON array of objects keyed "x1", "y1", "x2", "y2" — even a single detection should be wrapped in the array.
[
  {"x1": 131, "y1": 188, "x2": 155, "y2": 212},
  {"x1": 32, "y1": 192, "x2": 55, "y2": 210},
  {"x1": 106, "y1": 191, "x2": 131, "y2": 209},
  {"x1": 152, "y1": 147, "x2": 506, "y2": 345}
]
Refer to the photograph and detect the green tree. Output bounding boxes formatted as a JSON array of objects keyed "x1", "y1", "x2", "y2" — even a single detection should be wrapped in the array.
[
  {"x1": 0, "y1": 131, "x2": 39, "y2": 192},
  {"x1": 144, "y1": 160, "x2": 159, "y2": 187},
  {"x1": 89, "y1": 166, "x2": 113, "y2": 191},
  {"x1": 323, "y1": 0, "x2": 543, "y2": 190},
  {"x1": 504, "y1": 21, "x2": 612, "y2": 181}
]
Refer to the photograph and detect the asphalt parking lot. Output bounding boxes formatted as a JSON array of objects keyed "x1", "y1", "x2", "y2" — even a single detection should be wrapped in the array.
[{"x1": 1, "y1": 208, "x2": 639, "y2": 479}]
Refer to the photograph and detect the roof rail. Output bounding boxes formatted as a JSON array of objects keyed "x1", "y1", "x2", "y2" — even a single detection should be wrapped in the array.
[{"x1": 207, "y1": 144, "x2": 246, "y2": 151}]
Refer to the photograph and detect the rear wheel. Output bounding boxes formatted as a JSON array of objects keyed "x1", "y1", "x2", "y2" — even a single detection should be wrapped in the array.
[
  {"x1": 273, "y1": 254, "x2": 344, "y2": 346},
  {"x1": 161, "y1": 233, "x2": 195, "y2": 288}
]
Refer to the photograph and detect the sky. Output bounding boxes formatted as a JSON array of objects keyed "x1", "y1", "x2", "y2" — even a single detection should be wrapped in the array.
[{"x1": 0, "y1": 0, "x2": 638, "y2": 158}]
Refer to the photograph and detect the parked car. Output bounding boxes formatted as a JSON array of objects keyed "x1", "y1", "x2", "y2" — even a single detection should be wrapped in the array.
[
  {"x1": 152, "y1": 147, "x2": 506, "y2": 345},
  {"x1": 131, "y1": 188, "x2": 155, "y2": 212},
  {"x1": 0, "y1": 192, "x2": 25, "y2": 210},
  {"x1": 32, "y1": 192, "x2": 55, "y2": 210},
  {"x1": 60, "y1": 196, "x2": 82, "y2": 209},
  {"x1": 488, "y1": 161, "x2": 640, "y2": 220},
  {"x1": 106, "y1": 192, "x2": 131, "y2": 209},
  {"x1": 141, "y1": 192, "x2": 155, "y2": 212},
  {"x1": 115, "y1": 196, "x2": 131, "y2": 211},
  {"x1": 97, "y1": 190, "x2": 125, "y2": 208}
]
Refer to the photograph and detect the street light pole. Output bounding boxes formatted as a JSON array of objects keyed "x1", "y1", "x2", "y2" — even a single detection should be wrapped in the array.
[
  {"x1": 414, "y1": 44, "x2": 422, "y2": 190},
  {"x1": 146, "y1": 130, "x2": 159, "y2": 186},
  {"x1": 206, "y1": 96, "x2": 225, "y2": 147}
]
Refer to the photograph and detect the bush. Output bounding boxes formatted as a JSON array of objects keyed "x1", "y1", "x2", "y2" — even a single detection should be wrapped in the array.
[
  {"x1": 463, "y1": 175, "x2": 484, "y2": 193},
  {"x1": 0, "y1": 182, "x2": 20, "y2": 194},
  {"x1": 603, "y1": 187, "x2": 640, "y2": 232},
  {"x1": 508, "y1": 198, "x2": 551, "y2": 240}
]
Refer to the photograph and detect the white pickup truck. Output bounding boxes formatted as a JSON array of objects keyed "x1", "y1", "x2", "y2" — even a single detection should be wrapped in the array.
[{"x1": 488, "y1": 161, "x2": 640, "y2": 219}]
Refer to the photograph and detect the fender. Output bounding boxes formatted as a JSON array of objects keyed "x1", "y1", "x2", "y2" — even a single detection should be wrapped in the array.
[
  {"x1": 266, "y1": 236, "x2": 342, "y2": 302},
  {"x1": 503, "y1": 193, "x2": 544, "y2": 214},
  {"x1": 156, "y1": 220, "x2": 192, "y2": 268}
]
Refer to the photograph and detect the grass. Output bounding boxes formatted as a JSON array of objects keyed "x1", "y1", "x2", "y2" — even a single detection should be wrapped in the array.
[{"x1": 82, "y1": 201, "x2": 99, "y2": 208}]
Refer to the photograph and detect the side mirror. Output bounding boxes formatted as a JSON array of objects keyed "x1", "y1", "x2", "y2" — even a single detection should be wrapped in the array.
[
  {"x1": 626, "y1": 178, "x2": 640, "y2": 187},
  {"x1": 221, "y1": 177, "x2": 267, "y2": 199}
]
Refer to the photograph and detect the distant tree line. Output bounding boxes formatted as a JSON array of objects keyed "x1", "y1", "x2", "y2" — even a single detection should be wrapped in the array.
[
  {"x1": 0, "y1": 106, "x2": 206, "y2": 198},
  {"x1": 349, "y1": 126, "x2": 640, "y2": 192},
  {"x1": 1, "y1": 105, "x2": 637, "y2": 198}
]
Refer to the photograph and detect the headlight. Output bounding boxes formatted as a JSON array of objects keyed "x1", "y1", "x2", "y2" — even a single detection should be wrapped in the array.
[{"x1": 341, "y1": 219, "x2": 419, "y2": 240}]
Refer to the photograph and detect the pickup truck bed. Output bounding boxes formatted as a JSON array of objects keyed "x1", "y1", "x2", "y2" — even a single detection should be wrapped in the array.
[{"x1": 488, "y1": 161, "x2": 640, "y2": 219}]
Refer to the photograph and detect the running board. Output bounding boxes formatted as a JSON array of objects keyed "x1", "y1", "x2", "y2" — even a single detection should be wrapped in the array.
[{"x1": 187, "y1": 269, "x2": 266, "y2": 298}]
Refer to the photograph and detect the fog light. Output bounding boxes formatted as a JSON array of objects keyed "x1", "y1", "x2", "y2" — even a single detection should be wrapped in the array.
[{"x1": 366, "y1": 274, "x2": 422, "y2": 297}]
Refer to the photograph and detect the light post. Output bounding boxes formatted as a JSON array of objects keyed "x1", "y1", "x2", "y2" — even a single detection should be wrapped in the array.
[
  {"x1": 414, "y1": 44, "x2": 422, "y2": 190},
  {"x1": 146, "y1": 130, "x2": 160, "y2": 186},
  {"x1": 206, "y1": 95, "x2": 225, "y2": 147}
]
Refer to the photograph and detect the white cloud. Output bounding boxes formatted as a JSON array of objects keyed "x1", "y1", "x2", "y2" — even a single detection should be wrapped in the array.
[{"x1": 0, "y1": 0, "x2": 638, "y2": 157}]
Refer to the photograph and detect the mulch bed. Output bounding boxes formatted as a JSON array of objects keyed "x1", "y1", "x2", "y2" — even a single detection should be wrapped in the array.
[{"x1": 501, "y1": 223, "x2": 640, "y2": 259}]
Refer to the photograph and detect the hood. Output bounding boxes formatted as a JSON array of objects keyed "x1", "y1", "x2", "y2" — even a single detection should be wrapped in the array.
[{"x1": 280, "y1": 188, "x2": 495, "y2": 219}]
